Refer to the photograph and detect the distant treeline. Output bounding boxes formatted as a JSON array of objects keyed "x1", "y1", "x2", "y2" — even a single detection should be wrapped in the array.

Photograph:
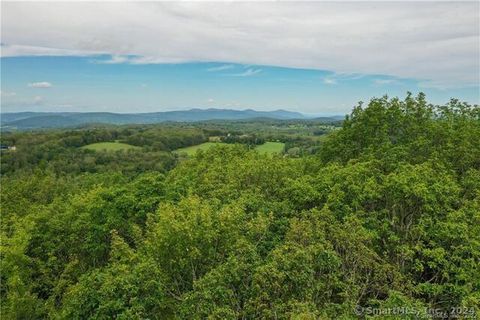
[{"x1": 0, "y1": 119, "x2": 337, "y2": 175}]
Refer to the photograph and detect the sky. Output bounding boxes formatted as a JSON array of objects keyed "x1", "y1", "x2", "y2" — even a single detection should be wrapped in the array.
[{"x1": 1, "y1": 1, "x2": 479, "y2": 115}]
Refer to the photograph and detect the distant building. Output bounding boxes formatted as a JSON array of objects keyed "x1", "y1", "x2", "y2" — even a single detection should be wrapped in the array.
[{"x1": 0, "y1": 145, "x2": 16, "y2": 151}]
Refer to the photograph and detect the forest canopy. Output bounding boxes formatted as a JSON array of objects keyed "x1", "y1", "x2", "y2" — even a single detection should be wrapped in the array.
[{"x1": 1, "y1": 93, "x2": 479, "y2": 319}]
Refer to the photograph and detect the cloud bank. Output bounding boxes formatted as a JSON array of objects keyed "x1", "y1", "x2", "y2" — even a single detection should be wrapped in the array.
[{"x1": 1, "y1": 2, "x2": 479, "y2": 88}]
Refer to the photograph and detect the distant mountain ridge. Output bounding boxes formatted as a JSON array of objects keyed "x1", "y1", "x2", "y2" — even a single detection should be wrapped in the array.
[{"x1": 0, "y1": 108, "x2": 341, "y2": 130}]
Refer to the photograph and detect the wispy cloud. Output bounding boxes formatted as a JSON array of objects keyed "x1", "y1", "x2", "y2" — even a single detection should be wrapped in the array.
[
  {"x1": 0, "y1": 90, "x2": 17, "y2": 97},
  {"x1": 372, "y1": 78, "x2": 401, "y2": 86},
  {"x1": 1, "y1": 43, "x2": 103, "y2": 57},
  {"x1": 33, "y1": 96, "x2": 43, "y2": 104},
  {"x1": 321, "y1": 72, "x2": 366, "y2": 85},
  {"x1": 92, "y1": 55, "x2": 129, "y2": 64},
  {"x1": 230, "y1": 68, "x2": 262, "y2": 77},
  {"x1": 28, "y1": 81, "x2": 52, "y2": 88},
  {"x1": 323, "y1": 78, "x2": 337, "y2": 85},
  {"x1": 91, "y1": 55, "x2": 187, "y2": 65},
  {"x1": 207, "y1": 64, "x2": 234, "y2": 72},
  {"x1": 334, "y1": 73, "x2": 366, "y2": 81}
]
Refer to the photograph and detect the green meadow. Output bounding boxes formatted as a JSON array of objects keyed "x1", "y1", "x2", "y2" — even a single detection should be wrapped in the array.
[
  {"x1": 254, "y1": 141, "x2": 285, "y2": 154},
  {"x1": 81, "y1": 142, "x2": 141, "y2": 152},
  {"x1": 175, "y1": 141, "x2": 285, "y2": 156}
]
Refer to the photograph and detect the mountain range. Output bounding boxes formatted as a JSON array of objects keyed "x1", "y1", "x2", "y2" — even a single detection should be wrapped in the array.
[{"x1": 1, "y1": 108, "x2": 342, "y2": 130}]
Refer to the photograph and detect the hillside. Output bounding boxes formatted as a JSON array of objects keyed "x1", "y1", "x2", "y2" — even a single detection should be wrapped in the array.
[{"x1": 0, "y1": 108, "x2": 312, "y2": 130}]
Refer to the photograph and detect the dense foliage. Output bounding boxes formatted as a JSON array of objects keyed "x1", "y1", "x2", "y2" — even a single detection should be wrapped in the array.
[{"x1": 1, "y1": 94, "x2": 479, "y2": 319}]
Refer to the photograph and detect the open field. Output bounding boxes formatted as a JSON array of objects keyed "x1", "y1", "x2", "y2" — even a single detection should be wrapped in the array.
[
  {"x1": 175, "y1": 141, "x2": 286, "y2": 156},
  {"x1": 81, "y1": 142, "x2": 141, "y2": 152},
  {"x1": 255, "y1": 142, "x2": 285, "y2": 154},
  {"x1": 174, "y1": 142, "x2": 225, "y2": 155}
]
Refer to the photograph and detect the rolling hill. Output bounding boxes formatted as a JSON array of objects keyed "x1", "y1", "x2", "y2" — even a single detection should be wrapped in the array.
[{"x1": 1, "y1": 108, "x2": 313, "y2": 130}]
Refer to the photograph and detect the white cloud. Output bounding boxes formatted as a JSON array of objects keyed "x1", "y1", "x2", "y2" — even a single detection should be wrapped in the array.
[
  {"x1": 28, "y1": 82, "x2": 52, "y2": 88},
  {"x1": 373, "y1": 79, "x2": 399, "y2": 86},
  {"x1": 207, "y1": 98, "x2": 215, "y2": 103},
  {"x1": 1, "y1": 44, "x2": 104, "y2": 57},
  {"x1": 1, "y1": 2, "x2": 479, "y2": 87},
  {"x1": 230, "y1": 68, "x2": 262, "y2": 77},
  {"x1": 91, "y1": 55, "x2": 187, "y2": 65},
  {"x1": 207, "y1": 64, "x2": 235, "y2": 72},
  {"x1": 323, "y1": 78, "x2": 337, "y2": 85},
  {"x1": 33, "y1": 96, "x2": 43, "y2": 104},
  {"x1": 330, "y1": 73, "x2": 366, "y2": 81},
  {"x1": 92, "y1": 55, "x2": 129, "y2": 64},
  {"x1": 320, "y1": 72, "x2": 368, "y2": 85},
  {"x1": 0, "y1": 90, "x2": 17, "y2": 97}
]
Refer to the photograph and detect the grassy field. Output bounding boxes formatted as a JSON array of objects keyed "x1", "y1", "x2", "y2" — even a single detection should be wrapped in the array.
[
  {"x1": 174, "y1": 142, "x2": 225, "y2": 156},
  {"x1": 175, "y1": 141, "x2": 286, "y2": 156},
  {"x1": 81, "y1": 142, "x2": 141, "y2": 152},
  {"x1": 255, "y1": 142, "x2": 285, "y2": 154}
]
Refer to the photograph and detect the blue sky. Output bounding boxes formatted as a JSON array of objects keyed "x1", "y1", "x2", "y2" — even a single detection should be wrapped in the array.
[
  {"x1": 1, "y1": 2, "x2": 479, "y2": 114},
  {"x1": 2, "y1": 56, "x2": 478, "y2": 115}
]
